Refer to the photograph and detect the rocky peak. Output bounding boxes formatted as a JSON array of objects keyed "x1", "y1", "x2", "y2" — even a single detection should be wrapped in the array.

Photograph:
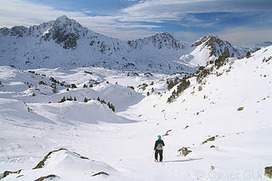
[
  {"x1": 128, "y1": 32, "x2": 186, "y2": 50},
  {"x1": 192, "y1": 35, "x2": 224, "y2": 47},
  {"x1": 192, "y1": 35, "x2": 241, "y2": 58},
  {"x1": 42, "y1": 15, "x2": 89, "y2": 49},
  {"x1": 0, "y1": 26, "x2": 28, "y2": 37}
]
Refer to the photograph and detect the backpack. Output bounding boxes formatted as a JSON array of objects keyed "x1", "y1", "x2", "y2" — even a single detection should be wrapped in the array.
[{"x1": 156, "y1": 143, "x2": 163, "y2": 150}]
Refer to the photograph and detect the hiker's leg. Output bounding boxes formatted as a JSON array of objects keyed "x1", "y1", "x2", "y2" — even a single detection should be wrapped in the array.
[
  {"x1": 159, "y1": 150, "x2": 163, "y2": 162},
  {"x1": 155, "y1": 150, "x2": 158, "y2": 160}
]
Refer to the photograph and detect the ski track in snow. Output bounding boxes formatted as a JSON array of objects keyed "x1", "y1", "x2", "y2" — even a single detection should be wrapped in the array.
[{"x1": 0, "y1": 46, "x2": 272, "y2": 180}]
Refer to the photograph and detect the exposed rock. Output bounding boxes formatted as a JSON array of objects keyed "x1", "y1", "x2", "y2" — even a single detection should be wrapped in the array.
[
  {"x1": 92, "y1": 171, "x2": 109, "y2": 177},
  {"x1": 127, "y1": 32, "x2": 186, "y2": 50},
  {"x1": 34, "y1": 174, "x2": 60, "y2": 181},
  {"x1": 192, "y1": 35, "x2": 241, "y2": 58},
  {"x1": 202, "y1": 136, "x2": 216, "y2": 144},
  {"x1": 163, "y1": 129, "x2": 172, "y2": 136},
  {"x1": 265, "y1": 166, "x2": 272, "y2": 178},
  {"x1": 178, "y1": 147, "x2": 192, "y2": 157},
  {"x1": 2, "y1": 169, "x2": 22, "y2": 179},
  {"x1": 33, "y1": 148, "x2": 90, "y2": 169},
  {"x1": 33, "y1": 148, "x2": 68, "y2": 169},
  {"x1": 0, "y1": 26, "x2": 28, "y2": 37}
]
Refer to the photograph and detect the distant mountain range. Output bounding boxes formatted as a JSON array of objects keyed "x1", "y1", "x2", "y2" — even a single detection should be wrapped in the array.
[{"x1": 0, "y1": 15, "x2": 262, "y2": 72}]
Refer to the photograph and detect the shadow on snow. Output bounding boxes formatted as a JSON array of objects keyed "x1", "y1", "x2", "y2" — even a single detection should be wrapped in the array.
[{"x1": 163, "y1": 158, "x2": 203, "y2": 163}]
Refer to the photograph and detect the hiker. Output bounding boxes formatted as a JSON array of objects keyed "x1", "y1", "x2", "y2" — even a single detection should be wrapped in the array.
[{"x1": 154, "y1": 135, "x2": 165, "y2": 162}]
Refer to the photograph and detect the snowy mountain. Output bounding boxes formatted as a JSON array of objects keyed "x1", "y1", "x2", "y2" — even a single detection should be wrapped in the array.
[
  {"x1": 1, "y1": 45, "x2": 272, "y2": 180},
  {"x1": 0, "y1": 16, "x2": 194, "y2": 73},
  {"x1": 128, "y1": 32, "x2": 187, "y2": 50},
  {"x1": 180, "y1": 35, "x2": 243, "y2": 66}
]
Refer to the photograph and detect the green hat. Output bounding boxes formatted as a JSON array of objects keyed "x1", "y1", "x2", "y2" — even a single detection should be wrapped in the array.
[{"x1": 158, "y1": 135, "x2": 161, "y2": 140}]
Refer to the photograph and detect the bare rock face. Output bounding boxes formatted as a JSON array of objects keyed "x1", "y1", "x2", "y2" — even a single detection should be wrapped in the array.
[
  {"x1": 0, "y1": 26, "x2": 28, "y2": 37},
  {"x1": 42, "y1": 15, "x2": 87, "y2": 49},
  {"x1": 192, "y1": 35, "x2": 241, "y2": 58},
  {"x1": 127, "y1": 32, "x2": 187, "y2": 50}
]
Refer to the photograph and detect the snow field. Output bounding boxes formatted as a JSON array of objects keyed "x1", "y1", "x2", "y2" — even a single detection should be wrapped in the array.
[{"x1": 1, "y1": 46, "x2": 272, "y2": 180}]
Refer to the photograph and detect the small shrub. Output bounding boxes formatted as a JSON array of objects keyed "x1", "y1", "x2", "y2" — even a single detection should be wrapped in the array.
[
  {"x1": 265, "y1": 166, "x2": 272, "y2": 178},
  {"x1": 246, "y1": 51, "x2": 251, "y2": 58},
  {"x1": 84, "y1": 97, "x2": 89, "y2": 103},
  {"x1": 39, "y1": 81, "x2": 47, "y2": 85},
  {"x1": 67, "y1": 96, "x2": 73, "y2": 101},
  {"x1": 52, "y1": 87, "x2": 58, "y2": 93},
  {"x1": 107, "y1": 102, "x2": 115, "y2": 112},
  {"x1": 71, "y1": 84, "x2": 77, "y2": 88},
  {"x1": 59, "y1": 96, "x2": 66, "y2": 103},
  {"x1": 167, "y1": 77, "x2": 191, "y2": 103}
]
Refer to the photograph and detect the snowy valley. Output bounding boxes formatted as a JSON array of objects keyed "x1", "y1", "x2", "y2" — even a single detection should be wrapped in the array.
[{"x1": 0, "y1": 16, "x2": 272, "y2": 181}]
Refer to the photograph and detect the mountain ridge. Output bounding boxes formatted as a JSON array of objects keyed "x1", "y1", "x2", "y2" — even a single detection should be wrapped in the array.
[{"x1": 0, "y1": 15, "x2": 249, "y2": 72}]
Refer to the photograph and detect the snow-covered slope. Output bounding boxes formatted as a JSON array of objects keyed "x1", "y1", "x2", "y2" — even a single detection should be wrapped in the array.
[
  {"x1": 1, "y1": 46, "x2": 272, "y2": 180},
  {"x1": 127, "y1": 45, "x2": 272, "y2": 180},
  {"x1": 0, "y1": 16, "x2": 193, "y2": 73},
  {"x1": 180, "y1": 35, "x2": 243, "y2": 66}
]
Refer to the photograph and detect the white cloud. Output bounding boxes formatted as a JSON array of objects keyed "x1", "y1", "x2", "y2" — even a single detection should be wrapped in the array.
[
  {"x1": 0, "y1": 0, "x2": 158, "y2": 40},
  {"x1": 1, "y1": 0, "x2": 272, "y2": 44},
  {"x1": 218, "y1": 27, "x2": 272, "y2": 47},
  {"x1": 120, "y1": 0, "x2": 272, "y2": 23},
  {"x1": 0, "y1": 0, "x2": 84, "y2": 27}
]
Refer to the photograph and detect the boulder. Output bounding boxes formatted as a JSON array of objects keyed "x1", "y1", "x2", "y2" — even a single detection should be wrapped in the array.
[{"x1": 265, "y1": 166, "x2": 272, "y2": 178}]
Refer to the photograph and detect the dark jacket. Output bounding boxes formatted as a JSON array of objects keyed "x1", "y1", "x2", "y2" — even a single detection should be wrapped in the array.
[{"x1": 154, "y1": 139, "x2": 165, "y2": 150}]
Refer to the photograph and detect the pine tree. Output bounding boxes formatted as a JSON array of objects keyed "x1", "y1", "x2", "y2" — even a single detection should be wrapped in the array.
[
  {"x1": 71, "y1": 84, "x2": 77, "y2": 88},
  {"x1": 111, "y1": 104, "x2": 115, "y2": 112},
  {"x1": 107, "y1": 102, "x2": 115, "y2": 112},
  {"x1": 246, "y1": 51, "x2": 251, "y2": 58},
  {"x1": 59, "y1": 96, "x2": 66, "y2": 103},
  {"x1": 84, "y1": 97, "x2": 89, "y2": 103},
  {"x1": 100, "y1": 99, "x2": 106, "y2": 104}
]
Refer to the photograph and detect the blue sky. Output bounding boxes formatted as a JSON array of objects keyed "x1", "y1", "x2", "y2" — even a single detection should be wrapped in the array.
[{"x1": 1, "y1": 0, "x2": 272, "y2": 46}]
